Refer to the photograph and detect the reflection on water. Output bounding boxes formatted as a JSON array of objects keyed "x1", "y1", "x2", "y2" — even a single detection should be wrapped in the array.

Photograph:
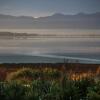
[
  {"x1": 0, "y1": 38, "x2": 100, "y2": 54},
  {"x1": 0, "y1": 29, "x2": 100, "y2": 63}
]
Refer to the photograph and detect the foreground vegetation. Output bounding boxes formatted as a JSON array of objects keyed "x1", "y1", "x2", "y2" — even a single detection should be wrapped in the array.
[{"x1": 0, "y1": 68, "x2": 100, "y2": 100}]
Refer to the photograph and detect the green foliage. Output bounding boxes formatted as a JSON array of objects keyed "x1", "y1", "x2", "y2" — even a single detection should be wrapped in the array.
[
  {"x1": 75, "y1": 77, "x2": 95, "y2": 98},
  {"x1": 29, "y1": 80, "x2": 61, "y2": 100},
  {"x1": 6, "y1": 68, "x2": 43, "y2": 83},
  {"x1": 87, "y1": 91, "x2": 100, "y2": 100},
  {"x1": 1, "y1": 81, "x2": 27, "y2": 100},
  {"x1": 6, "y1": 68, "x2": 61, "y2": 82},
  {"x1": 60, "y1": 76, "x2": 80, "y2": 100},
  {"x1": 0, "y1": 78, "x2": 100, "y2": 100},
  {"x1": 87, "y1": 80, "x2": 100, "y2": 100},
  {"x1": 0, "y1": 68, "x2": 99, "y2": 100},
  {"x1": 43, "y1": 68, "x2": 61, "y2": 80}
]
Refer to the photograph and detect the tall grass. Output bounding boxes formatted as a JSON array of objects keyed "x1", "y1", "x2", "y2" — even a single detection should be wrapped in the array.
[{"x1": 0, "y1": 68, "x2": 100, "y2": 100}]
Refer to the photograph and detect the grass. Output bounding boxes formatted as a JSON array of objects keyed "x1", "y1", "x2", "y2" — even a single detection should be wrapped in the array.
[{"x1": 0, "y1": 67, "x2": 100, "y2": 100}]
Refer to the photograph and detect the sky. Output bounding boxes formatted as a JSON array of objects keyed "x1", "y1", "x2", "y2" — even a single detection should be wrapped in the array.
[{"x1": 0, "y1": 0, "x2": 100, "y2": 17}]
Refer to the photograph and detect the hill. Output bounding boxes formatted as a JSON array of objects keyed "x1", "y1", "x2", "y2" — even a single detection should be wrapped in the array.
[{"x1": 0, "y1": 12, "x2": 100, "y2": 29}]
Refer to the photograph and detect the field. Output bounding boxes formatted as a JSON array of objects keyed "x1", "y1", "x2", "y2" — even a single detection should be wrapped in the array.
[
  {"x1": 0, "y1": 63, "x2": 100, "y2": 80},
  {"x1": 0, "y1": 63, "x2": 100, "y2": 100}
]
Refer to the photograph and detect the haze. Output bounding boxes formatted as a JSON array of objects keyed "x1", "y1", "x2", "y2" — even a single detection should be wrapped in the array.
[{"x1": 0, "y1": 0, "x2": 100, "y2": 17}]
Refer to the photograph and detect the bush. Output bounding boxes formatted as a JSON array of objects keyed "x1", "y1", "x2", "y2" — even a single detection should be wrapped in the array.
[
  {"x1": 1, "y1": 68, "x2": 99, "y2": 100},
  {"x1": 29, "y1": 80, "x2": 61, "y2": 100},
  {"x1": 6, "y1": 68, "x2": 43, "y2": 83},
  {"x1": 87, "y1": 91, "x2": 100, "y2": 100},
  {"x1": 6, "y1": 68, "x2": 61, "y2": 82},
  {"x1": 60, "y1": 76, "x2": 80, "y2": 100},
  {"x1": 75, "y1": 77, "x2": 95, "y2": 98},
  {"x1": 43, "y1": 68, "x2": 61, "y2": 80},
  {"x1": 87, "y1": 80, "x2": 100, "y2": 100},
  {"x1": 2, "y1": 81, "x2": 26, "y2": 100}
]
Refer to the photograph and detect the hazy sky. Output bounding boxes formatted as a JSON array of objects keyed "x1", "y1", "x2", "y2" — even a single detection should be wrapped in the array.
[{"x1": 0, "y1": 0, "x2": 100, "y2": 17}]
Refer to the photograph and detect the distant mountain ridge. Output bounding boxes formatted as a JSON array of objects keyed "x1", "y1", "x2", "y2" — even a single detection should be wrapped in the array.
[{"x1": 0, "y1": 12, "x2": 100, "y2": 29}]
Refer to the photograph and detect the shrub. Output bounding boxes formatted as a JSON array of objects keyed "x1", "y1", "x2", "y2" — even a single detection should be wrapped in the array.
[
  {"x1": 87, "y1": 80, "x2": 100, "y2": 100},
  {"x1": 75, "y1": 77, "x2": 95, "y2": 98},
  {"x1": 60, "y1": 76, "x2": 80, "y2": 100},
  {"x1": 2, "y1": 81, "x2": 26, "y2": 100},
  {"x1": 6, "y1": 68, "x2": 43, "y2": 83},
  {"x1": 87, "y1": 91, "x2": 100, "y2": 100},
  {"x1": 43, "y1": 68, "x2": 61, "y2": 80}
]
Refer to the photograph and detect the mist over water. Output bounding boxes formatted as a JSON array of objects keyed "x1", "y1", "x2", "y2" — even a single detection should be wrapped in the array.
[
  {"x1": 0, "y1": 29, "x2": 100, "y2": 63},
  {"x1": 0, "y1": 29, "x2": 100, "y2": 35}
]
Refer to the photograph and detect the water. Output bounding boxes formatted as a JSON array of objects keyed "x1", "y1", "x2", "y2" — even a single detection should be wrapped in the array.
[{"x1": 0, "y1": 29, "x2": 100, "y2": 63}]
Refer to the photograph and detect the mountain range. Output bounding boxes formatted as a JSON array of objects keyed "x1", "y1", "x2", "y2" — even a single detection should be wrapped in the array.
[{"x1": 0, "y1": 12, "x2": 100, "y2": 29}]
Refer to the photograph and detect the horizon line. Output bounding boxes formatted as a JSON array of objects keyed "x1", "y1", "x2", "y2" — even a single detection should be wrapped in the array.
[{"x1": 0, "y1": 12, "x2": 100, "y2": 18}]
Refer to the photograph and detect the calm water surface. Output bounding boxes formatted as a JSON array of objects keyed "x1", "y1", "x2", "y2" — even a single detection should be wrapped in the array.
[{"x1": 0, "y1": 29, "x2": 100, "y2": 63}]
